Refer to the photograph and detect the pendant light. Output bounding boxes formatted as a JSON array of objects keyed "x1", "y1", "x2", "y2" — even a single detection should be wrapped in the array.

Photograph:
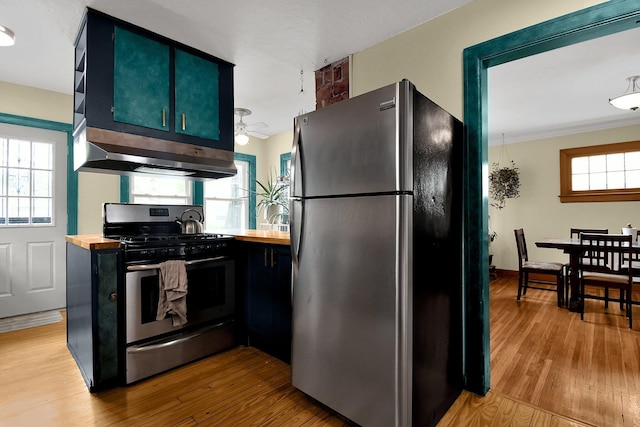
[
  {"x1": 234, "y1": 131, "x2": 249, "y2": 145},
  {"x1": 0, "y1": 25, "x2": 15, "y2": 46},
  {"x1": 234, "y1": 108, "x2": 251, "y2": 145},
  {"x1": 609, "y1": 75, "x2": 640, "y2": 111}
]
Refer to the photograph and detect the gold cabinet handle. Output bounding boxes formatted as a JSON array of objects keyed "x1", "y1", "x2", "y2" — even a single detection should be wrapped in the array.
[
  {"x1": 181, "y1": 113, "x2": 186, "y2": 131},
  {"x1": 162, "y1": 109, "x2": 166, "y2": 127}
]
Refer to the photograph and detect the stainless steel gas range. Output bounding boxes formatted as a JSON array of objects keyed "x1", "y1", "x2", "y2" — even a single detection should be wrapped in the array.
[{"x1": 103, "y1": 203, "x2": 236, "y2": 384}]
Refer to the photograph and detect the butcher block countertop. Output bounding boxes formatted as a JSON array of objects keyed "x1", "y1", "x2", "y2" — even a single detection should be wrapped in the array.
[
  {"x1": 220, "y1": 229, "x2": 290, "y2": 246},
  {"x1": 65, "y1": 234, "x2": 121, "y2": 250},
  {"x1": 66, "y1": 230, "x2": 290, "y2": 250}
]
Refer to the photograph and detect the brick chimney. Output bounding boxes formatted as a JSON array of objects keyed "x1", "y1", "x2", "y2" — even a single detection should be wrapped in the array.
[{"x1": 315, "y1": 57, "x2": 349, "y2": 109}]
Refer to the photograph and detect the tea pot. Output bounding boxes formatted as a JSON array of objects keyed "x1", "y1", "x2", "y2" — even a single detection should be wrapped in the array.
[{"x1": 176, "y1": 209, "x2": 204, "y2": 234}]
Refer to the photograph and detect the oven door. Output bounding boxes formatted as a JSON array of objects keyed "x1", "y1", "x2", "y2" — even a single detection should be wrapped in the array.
[{"x1": 125, "y1": 256, "x2": 235, "y2": 344}]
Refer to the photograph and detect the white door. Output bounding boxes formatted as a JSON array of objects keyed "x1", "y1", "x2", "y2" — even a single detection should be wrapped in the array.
[{"x1": 0, "y1": 122, "x2": 67, "y2": 318}]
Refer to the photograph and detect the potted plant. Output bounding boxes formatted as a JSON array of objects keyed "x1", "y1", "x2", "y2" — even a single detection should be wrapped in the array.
[
  {"x1": 256, "y1": 170, "x2": 289, "y2": 224},
  {"x1": 489, "y1": 160, "x2": 520, "y2": 210}
]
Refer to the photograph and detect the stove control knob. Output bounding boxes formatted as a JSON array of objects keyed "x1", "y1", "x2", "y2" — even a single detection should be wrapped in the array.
[
  {"x1": 160, "y1": 249, "x2": 168, "y2": 256},
  {"x1": 184, "y1": 246, "x2": 193, "y2": 254}
]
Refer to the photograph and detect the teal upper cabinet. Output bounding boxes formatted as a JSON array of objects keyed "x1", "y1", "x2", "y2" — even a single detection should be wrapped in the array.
[
  {"x1": 74, "y1": 8, "x2": 235, "y2": 153},
  {"x1": 113, "y1": 26, "x2": 170, "y2": 132},
  {"x1": 175, "y1": 49, "x2": 220, "y2": 140}
]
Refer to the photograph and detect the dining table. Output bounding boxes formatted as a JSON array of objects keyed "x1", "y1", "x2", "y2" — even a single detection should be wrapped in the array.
[{"x1": 535, "y1": 237, "x2": 640, "y2": 311}]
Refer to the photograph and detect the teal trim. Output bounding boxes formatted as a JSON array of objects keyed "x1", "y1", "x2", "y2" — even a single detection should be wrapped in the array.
[
  {"x1": 280, "y1": 152, "x2": 291, "y2": 178},
  {"x1": 462, "y1": 0, "x2": 640, "y2": 395},
  {"x1": 193, "y1": 181, "x2": 204, "y2": 205},
  {"x1": 234, "y1": 152, "x2": 257, "y2": 229},
  {"x1": 0, "y1": 113, "x2": 75, "y2": 234},
  {"x1": 119, "y1": 176, "x2": 130, "y2": 203}
]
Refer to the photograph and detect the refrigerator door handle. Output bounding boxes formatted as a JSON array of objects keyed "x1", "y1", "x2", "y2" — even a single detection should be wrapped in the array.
[
  {"x1": 290, "y1": 196, "x2": 302, "y2": 280},
  {"x1": 291, "y1": 118, "x2": 302, "y2": 198},
  {"x1": 290, "y1": 117, "x2": 303, "y2": 283}
]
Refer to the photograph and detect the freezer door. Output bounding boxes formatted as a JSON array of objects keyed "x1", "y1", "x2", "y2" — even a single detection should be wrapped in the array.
[
  {"x1": 291, "y1": 194, "x2": 412, "y2": 427},
  {"x1": 291, "y1": 81, "x2": 413, "y2": 198}
]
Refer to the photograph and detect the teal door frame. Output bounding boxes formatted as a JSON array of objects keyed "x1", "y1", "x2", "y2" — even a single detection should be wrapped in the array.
[{"x1": 462, "y1": 0, "x2": 640, "y2": 394}]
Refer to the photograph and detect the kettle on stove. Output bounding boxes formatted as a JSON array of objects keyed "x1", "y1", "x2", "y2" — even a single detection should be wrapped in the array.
[{"x1": 176, "y1": 208, "x2": 204, "y2": 234}]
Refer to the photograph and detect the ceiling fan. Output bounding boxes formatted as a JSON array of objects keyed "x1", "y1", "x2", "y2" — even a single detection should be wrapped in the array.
[{"x1": 234, "y1": 108, "x2": 268, "y2": 145}]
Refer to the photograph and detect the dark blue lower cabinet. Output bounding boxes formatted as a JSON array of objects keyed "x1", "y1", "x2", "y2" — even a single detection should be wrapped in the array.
[
  {"x1": 66, "y1": 242, "x2": 122, "y2": 391},
  {"x1": 244, "y1": 243, "x2": 292, "y2": 363}
]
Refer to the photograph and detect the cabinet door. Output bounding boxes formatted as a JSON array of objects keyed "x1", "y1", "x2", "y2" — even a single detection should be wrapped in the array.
[
  {"x1": 113, "y1": 26, "x2": 170, "y2": 131},
  {"x1": 272, "y1": 246, "x2": 292, "y2": 363},
  {"x1": 174, "y1": 48, "x2": 220, "y2": 140},
  {"x1": 245, "y1": 244, "x2": 275, "y2": 339},
  {"x1": 95, "y1": 251, "x2": 120, "y2": 384},
  {"x1": 245, "y1": 244, "x2": 292, "y2": 363}
]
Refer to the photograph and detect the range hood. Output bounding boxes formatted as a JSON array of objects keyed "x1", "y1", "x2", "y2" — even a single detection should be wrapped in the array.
[{"x1": 73, "y1": 125, "x2": 237, "y2": 180}]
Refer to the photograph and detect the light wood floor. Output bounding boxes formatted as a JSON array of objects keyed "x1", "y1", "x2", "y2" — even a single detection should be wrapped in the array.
[
  {"x1": 487, "y1": 277, "x2": 640, "y2": 427},
  {"x1": 2, "y1": 278, "x2": 635, "y2": 426}
]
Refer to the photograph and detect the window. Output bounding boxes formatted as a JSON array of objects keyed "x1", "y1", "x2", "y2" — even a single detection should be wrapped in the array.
[
  {"x1": 0, "y1": 136, "x2": 54, "y2": 225},
  {"x1": 560, "y1": 140, "x2": 640, "y2": 202},
  {"x1": 204, "y1": 158, "x2": 252, "y2": 230},
  {"x1": 124, "y1": 154, "x2": 256, "y2": 230},
  {"x1": 130, "y1": 175, "x2": 192, "y2": 204}
]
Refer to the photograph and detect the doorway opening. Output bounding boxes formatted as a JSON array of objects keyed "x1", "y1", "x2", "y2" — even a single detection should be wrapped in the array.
[{"x1": 462, "y1": 0, "x2": 640, "y2": 394}]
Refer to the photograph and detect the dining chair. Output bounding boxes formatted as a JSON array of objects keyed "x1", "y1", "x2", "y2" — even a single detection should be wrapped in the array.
[
  {"x1": 620, "y1": 228, "x2": 640, "y2": 276},
  {"x1": 578, "y1": 233, "x2": 633, "y2": 329},
  {"x1": 514, "y1": 228, "x2": 565, "y2": 307},
  {"x1": 567, "y1": 228, "x2": 608, "y2": 305}
]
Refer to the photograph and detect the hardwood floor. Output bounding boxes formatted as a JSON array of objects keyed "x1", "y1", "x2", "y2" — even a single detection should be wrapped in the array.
[
  {"x1": 2, "y1": 278, "x2": 635, "y2": 426},
  {"x1": 488, "y1": 277, "x2": 640, "y2": 427}
]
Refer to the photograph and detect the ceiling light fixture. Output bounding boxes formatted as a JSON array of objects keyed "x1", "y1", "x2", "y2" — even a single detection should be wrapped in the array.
[
  {"x1": 609, "y1": 75, "x2": 640, "y2": 111},
  {"x1": 234, "y1": 130, "x2": 249, "y2": 145},
  {"x1": 0, "y1": 25, "x2": 16, "y2": 47},
  {"x1": 234, "y1": 108, "x2": 252, "y2": 145}
]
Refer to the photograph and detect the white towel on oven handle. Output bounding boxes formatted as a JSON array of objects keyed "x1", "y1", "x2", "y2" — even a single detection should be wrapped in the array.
[{"x1": 156, "y1": 260, "x2": 188, "y2": 326}]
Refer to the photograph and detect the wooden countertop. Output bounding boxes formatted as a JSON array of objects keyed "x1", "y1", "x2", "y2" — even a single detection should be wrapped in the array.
[
  {"x1": 66, "y1": 230, "x2": 290, "y2": 250},
  {"x1": 65, "y1": 234, "x2": 121, "y2": 250},
  {"x1": 219, "y1": 229, "x2": 290, "y2": 246}
]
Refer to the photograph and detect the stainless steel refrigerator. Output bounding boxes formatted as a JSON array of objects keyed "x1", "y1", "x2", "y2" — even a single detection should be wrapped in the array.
[{"x1": 289, "y1": 80, "x2": 463, "y2": 427}]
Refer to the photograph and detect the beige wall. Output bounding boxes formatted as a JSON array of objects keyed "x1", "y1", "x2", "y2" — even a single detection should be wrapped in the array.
[
  {"x1": 351, "y1": 0, "x2": 605, "y2": 114},
  {"x1": 76, "y1": 172, "x2": 120, "y2": 234},
  {"x1": 0, "y1": 0, "x2": 614, "y2": 234},
  {"x1": 0, "y1": 81, "x2": 72, "y2": 123},
  {"x1": 489, "y1": 125, "x2": 640, "y2": 271}
]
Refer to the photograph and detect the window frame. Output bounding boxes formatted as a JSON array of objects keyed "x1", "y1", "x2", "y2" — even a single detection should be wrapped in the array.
[
  {"x1": 120, "y1": 152, "x2": 257, "y2": 229},
  {"x1": 559, "y1": 139, "x2": 640, "y2": 203},
  {"x1": 0, "y1": 113, "x2": 73, "y2": 231},
  {"x1": 203, "y1": 153, "x2": 256, "y2": 230},
  {"x1": 128, "y1": 175, "x2": 194, "y2": 205}
]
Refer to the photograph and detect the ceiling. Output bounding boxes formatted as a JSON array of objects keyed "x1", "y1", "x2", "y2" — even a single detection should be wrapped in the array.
[
  {"x1": 0, "y1": 0, "x2": 637, "y2": 143},
  {"x1": 489, "y1": 26, "x2": 640, "y2": 145},
  {"x1": 0, "y1": 0, "x2": 472, "y2": 138}
]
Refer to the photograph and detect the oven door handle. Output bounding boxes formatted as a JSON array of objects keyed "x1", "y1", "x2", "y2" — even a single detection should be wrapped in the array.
[{"x1": 126, "y1": 256, "x2": 229, "y2": 272}]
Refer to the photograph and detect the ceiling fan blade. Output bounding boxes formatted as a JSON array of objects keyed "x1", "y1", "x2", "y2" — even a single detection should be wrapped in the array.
[
  {"x1": 246, "y1": 122, "x2": 268, "y2": 131},
  {"x1": 247, "y1": 130, "x2": 269, "y2": 139}
]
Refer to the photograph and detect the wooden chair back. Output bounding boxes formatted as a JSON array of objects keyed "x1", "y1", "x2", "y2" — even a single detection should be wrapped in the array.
[
  {"x1": 570, "y1": 228, "x2": 608, "y2": 239},
  {"x1": 514, "y1": 228, "x2": 529, "y2": 268},
  {"x1": 579, "y1": 233, "x2": 631, "y2": 274},
  {"x1": 578, "y1": 233, "x2": 633, "y2": 328}
]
